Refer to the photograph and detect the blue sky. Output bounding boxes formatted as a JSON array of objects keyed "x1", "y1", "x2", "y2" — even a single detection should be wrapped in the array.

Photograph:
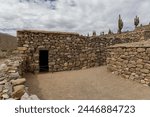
[{"x1": 0, "y1": 0, "x2": 150, "y2": 36}]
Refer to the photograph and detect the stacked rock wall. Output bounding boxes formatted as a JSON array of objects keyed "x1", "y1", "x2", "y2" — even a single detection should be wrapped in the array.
[
  {"x1": 17, "y1": 31, "x2": 106, "y2": 72},
  {"x1": 17, "y1": 29, "x2": 150, "y2": 73},
  {"x1": 100, "y1": 30, "x2": 146, "y2": 42},
  {"x1": 0, "y1": 56, "x2": 39, "y2": 100},
  {"x1": 107, "y1": 41, "x2": 150, "y2": 86},
  {"x1": 135, "y1": 25, "x2": 150, "y2": 32},
  {"x1": 0, "y1": 57, "x2": 26, "y2": 100}
]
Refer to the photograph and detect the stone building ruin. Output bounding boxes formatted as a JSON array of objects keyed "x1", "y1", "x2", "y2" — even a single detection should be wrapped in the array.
[
  {"x1": 1, "y1": 24, "x2": 149, "y2": 100},
  {"x1": 17, "y1": 25, "x2": 150, "y2": 74}
]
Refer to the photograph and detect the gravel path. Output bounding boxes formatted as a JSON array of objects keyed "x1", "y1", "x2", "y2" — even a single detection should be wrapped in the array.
[{"x1": 25, "y1": 66, "x2": 150, "y2": 100}]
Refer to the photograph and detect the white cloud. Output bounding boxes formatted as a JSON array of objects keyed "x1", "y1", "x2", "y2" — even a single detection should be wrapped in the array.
[{"x1": 0, "y1": 0, "x2": 150, "y2": 36}]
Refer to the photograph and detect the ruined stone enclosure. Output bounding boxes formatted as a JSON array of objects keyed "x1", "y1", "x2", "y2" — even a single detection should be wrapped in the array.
[
  {"x1": 17, "y1": 27, "x2": 150, "y2": 73},
  {"x1": 17, "y1": 30, "x2": 106, "y2": 73}
]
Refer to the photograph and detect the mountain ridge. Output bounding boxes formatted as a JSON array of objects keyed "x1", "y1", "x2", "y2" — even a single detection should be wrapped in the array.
[{"x1": 0, "y1": 32, "x2": 17, "y2": 50}]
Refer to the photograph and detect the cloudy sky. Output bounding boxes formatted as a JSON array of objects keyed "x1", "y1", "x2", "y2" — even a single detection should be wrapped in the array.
[{"x1": 0, "y1": 0, "x2": 150, "y2": 36}]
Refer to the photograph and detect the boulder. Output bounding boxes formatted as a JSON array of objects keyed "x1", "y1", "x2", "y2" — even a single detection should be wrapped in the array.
[
  {"x1": 0, "y1": 64, "x2": 7, "y2": 72},
  {"x1": 4, "y1": 82, "x2": 12, "y2": 95},
  {"x1": 2, "y1": 93, "x2": 9, "y2": 99},
  {"x1": 141, "y1": 69, "x2": 149, "y2": 74},
  {"x1": 12, "y1": 85, "x2": 25, "y2": 99},
  {"x1": 17, "y1": 47, "x2": 27, "y2": 51},
  {"x1": 0, "y1": 77, "x2": 5, "y2": 81},
  {"x1": 9, "y1": 72, "x2": 20, "y2": 79},
  {"x1": 21, "y1": 92, "x2": 30, "y2": 100},
  {"x1": 0, "y1": 80, "x2": 7, "y2": 85},
  {"x1": 30, "y1": 95, "x2": 40, "y2": 100},
  {"x1": 11, "y1": 78, "x2": 26, "y2": 86}
]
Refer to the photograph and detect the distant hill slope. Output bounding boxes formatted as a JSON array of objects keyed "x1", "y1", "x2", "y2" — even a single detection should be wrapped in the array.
[{"x1": 0, "y1": 33, "x2": 17, "y2": 50}]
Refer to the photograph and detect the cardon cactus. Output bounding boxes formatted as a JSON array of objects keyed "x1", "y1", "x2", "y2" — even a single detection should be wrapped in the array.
[
  {"x1": 118, "y1": 14, "x2": 123, "y2": 33},
  {"x1": 108, "y1": 29, "x2": 112, "y2": 34},
  {"x1": 134, "y1": 16, "x2": 139, "y2": 27},
  {"x1": 93, "y1": 31, "x2": 96, "y2": 36}
]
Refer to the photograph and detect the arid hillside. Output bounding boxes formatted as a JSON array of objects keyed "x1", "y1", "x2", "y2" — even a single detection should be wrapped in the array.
[{"x1": 0, "y1": 33, "x2": 17, "y2": 50}]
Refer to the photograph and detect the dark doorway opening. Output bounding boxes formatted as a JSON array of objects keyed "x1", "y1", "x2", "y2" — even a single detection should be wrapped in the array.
[{"x1": 39, "y1": 50, "x2": 49, "y2": 72}]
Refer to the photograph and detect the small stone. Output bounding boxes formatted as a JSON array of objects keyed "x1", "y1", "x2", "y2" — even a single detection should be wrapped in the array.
[
  {"x1": 2, "y1": 93, "x2": 9, "y2": 99},
  {"x1": 11, "y1": 78, "x2": 26, "y2": 86},
  {"x1": 0, "y1": 77, "x2": 5, "y2": 81},
  {"x1": 127, "y1": 64, "x2": 136, "y2": 68},
  {"x1": 17, "y1": 47, "x2": 27, "y2": 51},
  {"x1": 0, "y1": 64, "x2": 7, "y2": 72},
  {"x1": 0, "y1": 85, "x2": 3, "y2": 92},
  {"x1": 21, "y1": 92, "x2": 30, "y2": 100},
  {"x1": 8, "y1": 70, "x2": 16, "y2": 73},
  {"x1": 23, "y1": 44, "x2": 29, "y2": 47},
  {"x1": 4, "y1": 82, "x2": 12, "y2": 95},
  {"x1": 144, "y1": 64, "x2": 150, "y2": 69},
  {"x1": 30, "y1": 95, "x2": 40, "y2": 100},
  {"x1": 9, "y1": 72, "x2": 20, "y2": 79},
  {"x1": 137, "y1": 59, "x2": 143, "y2": 64},
  {"x1": 129, "y1": 75, "x2": 135, "y2": 80},
  {"x1": 13, "y1": 85, "x2": 25, "y2": 92},
  {"x1": 141, "y1": 69, "x2": 149, "y2": 74},
  {"x1": 82, "y1": 67, "x2": 87, "y2": 70},
  {"x1": 13, "y1": 61, "x2": 20, "y2": 67},
  {"x1": 137, "y1": 48, "x2": 145, "y2": 52},
  {"x1": 141, "y1": 80, "x2": 146, "y2": 84},
  {"x1": 12, "y1": 85, "x2": 25, "y2": 99},
  {"x1": 3, "y1": 89, "x2": 9, "y2": 93},
  {"x1": 64, "y1": 63, "x2": 68, "y2": 67},
  {"x1": 0, "y1": 80, "x2": 6, "y2": 85}
]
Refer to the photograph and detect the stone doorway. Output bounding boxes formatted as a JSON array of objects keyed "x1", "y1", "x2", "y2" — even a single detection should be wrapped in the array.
[{"x1": 39, "y1": 50, "x2": 49, "y2": 72}]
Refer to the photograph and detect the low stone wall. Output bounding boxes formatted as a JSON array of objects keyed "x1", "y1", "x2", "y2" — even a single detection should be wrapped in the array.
[
  {"x1": 0, "y1": 57, "x2": 39, "y2": 100},
  {"x1": 17, "y1": 29, "x2": 150, "y2": 73},
  {"x1": 100, "y1": 30, "x2": 147, "y2": 42},
  {"x1": 107, "y1": 40, "x2": 150, "y2": 86},
  {"x1": 135, "y1": 25, "x2": 150, "y2": 32}
]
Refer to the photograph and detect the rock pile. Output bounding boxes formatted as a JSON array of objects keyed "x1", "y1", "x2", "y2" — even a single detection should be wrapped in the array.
[
  {"x1": 0, "y1": 57, "x2": 39, "y2": 100},
  {"x1": 107, "y1": 40, "x2": 150, "y2": 86}
]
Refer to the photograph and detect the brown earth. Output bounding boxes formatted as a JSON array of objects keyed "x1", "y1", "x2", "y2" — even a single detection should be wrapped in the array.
[{"x1": 25, "y1": 66, "x2": 150, "y2": 100}]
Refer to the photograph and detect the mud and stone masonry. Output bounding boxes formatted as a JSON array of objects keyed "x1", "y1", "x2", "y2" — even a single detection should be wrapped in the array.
[
  {"x1": 107, "y1": 40, "x2": 150, "y2": 86},
  {"x1": 17, "y1": 26, "x2": 150, "y2": 73}
]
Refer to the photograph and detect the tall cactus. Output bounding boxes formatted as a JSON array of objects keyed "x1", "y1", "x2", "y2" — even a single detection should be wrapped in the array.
[
  {"x1": 134, "y1": 16, "x2": 139, "y2": 27},
  {"x1": 93, "y1": 31, "x2": 96, "y2": 36},
  {"x1": 118, "y1": 14, "x2": 123, "y2": 33},
  {"x1": 108, "y1": 29, "x2": 112, "y2": 34}
]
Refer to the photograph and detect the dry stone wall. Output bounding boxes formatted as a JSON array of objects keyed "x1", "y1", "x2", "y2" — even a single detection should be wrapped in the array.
[
  {"x1": 17, "y1": 29, "x2": 150, "y2": 73},
  {"x1": 100, "y1": 30, "x2": 146, "y2": 42},
  {"x1": 17, "y1": 30, "x2": 108, "y2": 72},
  {"x1": 0, "y1": 57, "x2": 39, "y2": 100},
  {"x1": 107, "y1": 40, "x2": 150, "y2": 86}
]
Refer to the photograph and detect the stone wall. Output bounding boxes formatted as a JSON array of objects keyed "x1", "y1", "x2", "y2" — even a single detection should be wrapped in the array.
[
  {"x1": 135, "y1": 25, "x2": 150, "y2": 32},
  {"x1": 0, "y1": 56, "x2": 39, "y2": 100},
  {"x1": 17, "y1": 30, "x2": 107, "y2": 72},
  {"x1": 100, "y1": 30, "x2": 146, "y2": 42},
  {"x1": 17, "y1": 29, "x2": 150, "y2": 73},
  {"x1": 107, "y1": 40, "x2": 150, "y2": 86},
  {"x1": 0, "y1": 57, "x2": 26, "y2": 99}
]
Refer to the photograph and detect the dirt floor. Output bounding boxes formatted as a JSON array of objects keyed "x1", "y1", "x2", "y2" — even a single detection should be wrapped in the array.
[{"x1": 25, "y1": 66, "x2": 150, "y2": 100}]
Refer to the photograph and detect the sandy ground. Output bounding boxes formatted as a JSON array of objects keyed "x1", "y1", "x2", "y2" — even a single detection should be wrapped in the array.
[{"x1": 25, "y1": 66, "x2": 150, "y2": 100}]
